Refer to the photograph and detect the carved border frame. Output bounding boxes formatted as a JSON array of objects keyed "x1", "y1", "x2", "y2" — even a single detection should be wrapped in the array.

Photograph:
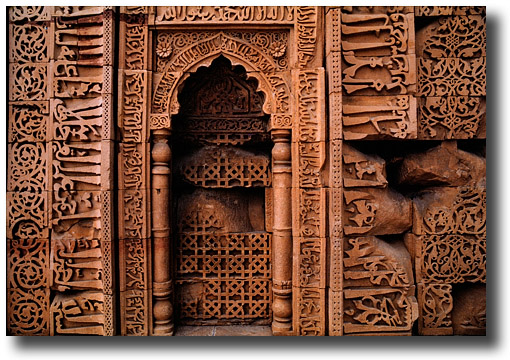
[{"x1": 118, "y1": 6, "x2": 325, "y2": 336}]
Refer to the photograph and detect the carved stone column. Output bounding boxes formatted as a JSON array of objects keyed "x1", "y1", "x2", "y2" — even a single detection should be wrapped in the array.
[
  {"x1": 151, "y1": 129, "x2": 173, "y2": 335},
  {"x1": 271, "y1": 129, "x2": 293, "y2": 334}
]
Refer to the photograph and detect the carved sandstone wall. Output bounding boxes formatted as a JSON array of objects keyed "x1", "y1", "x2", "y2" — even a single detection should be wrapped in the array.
[{"x1": 7, "y1": 6, "x2": 486, "y2": 336}]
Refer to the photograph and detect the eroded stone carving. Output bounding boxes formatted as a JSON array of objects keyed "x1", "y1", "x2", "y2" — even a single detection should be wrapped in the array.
[{"x1": 50, "y1": 291, "x2": 105, "y2": 335}]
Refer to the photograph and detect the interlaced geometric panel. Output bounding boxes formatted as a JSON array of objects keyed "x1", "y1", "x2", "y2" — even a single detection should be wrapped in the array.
[
  {"x1": 179, "y1": 155, "x2": 271, "y2": 188},
  {"x1": 178, "y1": 232, "x2": 271, "y2": 278},
  {"x1": 176, "y1": 208, "x2": 271, "y2": 323}
]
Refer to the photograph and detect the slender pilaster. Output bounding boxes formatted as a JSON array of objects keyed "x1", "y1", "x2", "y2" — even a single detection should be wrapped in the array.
[
  {"x1": 151, "y1": 129, "x2": 173, "y2": 335},
  {"x1": 271, "y1": 129, "x2": 293, "y2": 334}
]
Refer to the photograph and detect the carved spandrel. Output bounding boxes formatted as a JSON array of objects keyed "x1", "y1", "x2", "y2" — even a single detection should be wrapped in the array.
[
  {"x1": 418, "y1": 57, "x2": 486, "y2": 96},
  {"x1": 51, "y1": 239, "x2": 103, "y2": 291},
  {"x1": 341, "y1": 12, "x2": 414, "y2": 57},
  {"x1": 9, "y1": 101, "x2": 49, "y2": 143},
  {"x1": 9, "y1": 24, "x2": 49, "y2": 63},
  {"x1": 417, "y1": 16, "x2": 486, "y2": 59},
  {"x1": 156, "y1": 31, "x2": 285, "y2": 75},
  {"x1": 156, "y1": 30, "x2": 289, "y2": 74},
  {"x1": 343, "y1": 145, "x2": 388, "y2": 188},
  {"x1": 266, "y1": 72, "x2": 291, "y2": 115},
  {"x1": 156, "y1": 6, "x2": 295, "y2": 23},
  {"x1": 50, "y1": 291, "x2": 105, "y2": 335},
  {"x1": 342, "y1": 53, "x2": 416, "y2": 95},
  {"x1": 343, "y1": 287, "x2": 417, "y2": 334},
  {"x1": 9, "y1": 63, "x2": 48, "y2": 101},
  {"x1": 8, "y1": 288, "x2": 50, "y2": 335},
  {"x1": 418, "y1": 96, "x2": 486, "y2": 140}
]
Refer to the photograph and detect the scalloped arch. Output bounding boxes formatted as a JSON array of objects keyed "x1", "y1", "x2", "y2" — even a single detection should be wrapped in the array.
[{"x1": 152, "y1": 36, "x2": 282, "y2": 120}]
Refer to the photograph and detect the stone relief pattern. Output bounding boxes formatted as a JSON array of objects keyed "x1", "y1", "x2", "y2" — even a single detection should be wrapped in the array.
[
  {"x1": 8, "y1": 6, "x2": 487, "y2": 337},
  {"x1": 9, "y1": 6, "x2": 50, "y2": 22},
  {"x1": 343, "y1": 96, "x2": 417, "y2": 140},
  {"x1": 156, "y1": 6, "x2": 295, "y2": 23},
  {"x1": 415, "y1": 6, "x2": 485, "y2": 17},
  {"x1": 7, "y1": 239, "x2": 50, "y2": 335},
  {"x1": 294, "y1": 68, "x2": 327, "y2": 336},
  {"x1": 156, "y1": 31, "x2": 289, "y2": 73},
  {"x1": 326, "y1": 8, "x2": 343, "y2": 336},
  {"x1": 119, "y1": 7, "x2": 151, "y2": 336},
  {"x1": 341, "y1": 6, "x2": 416, "y2": 97},
  {"x1": 416, "y1": 11, "x2": 486, "y2": 140},
  {"x1": 296, "y1": 7, "x2": 319, "y2": 69},
  {"x1": 419, "y1": 97, "x2": 485, "y2": 139},
  {"x1": 413, "y1": 12, "x2": 486, "y2": 334},
  {"x1": 338, "y1": 144, "x2": 417, "y2": 335},
  {"x1": 8, "y1": 101, "x2": 48, "y2": 143},
  {"x1": 47, "y1": 7, "x2": 114, "y2": 336},
  {"x1": 419, "y1": 16, "x2": 486, "y2": 59},
  {"x1": 7, "y1": 7, "x2": 51, "y2": 336},
  {"x1": 418, "y1": 284, "x2": 453, "y2": 335},
  {"x1": 177, "y1": 207, "x2": 272, "y2": 321}
]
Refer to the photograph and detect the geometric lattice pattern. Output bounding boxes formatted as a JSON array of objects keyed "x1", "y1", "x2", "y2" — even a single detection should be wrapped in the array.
[
  {"x1": 179, "y1": 156, "x2": 271, "y2": 188},
  {"x1": 178, "y1": 233, "x2": 271, "y2": 278},
  {"x1": 177, "y1": 232, "x2": 271, "y2": 322}
]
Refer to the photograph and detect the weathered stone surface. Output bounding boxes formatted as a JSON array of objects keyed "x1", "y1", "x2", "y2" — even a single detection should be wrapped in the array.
[
  {"x1": 6, "y1": 5, "x2": 486, "y2": 337},
  {"x1": 344, "y1": 187, "x2": 412, "y2": 236},
  {"x1": 398, "y1": 142, "x2": 486, "y2": 187}
]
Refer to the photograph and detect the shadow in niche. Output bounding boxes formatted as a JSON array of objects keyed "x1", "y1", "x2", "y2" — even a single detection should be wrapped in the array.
[{"x1": 170, "y1": 55, "x2": 274, "y2": 328}]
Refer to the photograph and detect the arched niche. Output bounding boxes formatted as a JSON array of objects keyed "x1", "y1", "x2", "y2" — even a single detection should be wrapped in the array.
[{"x1": 150, "y1": 49, "x2": 293, "y2": 335}]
